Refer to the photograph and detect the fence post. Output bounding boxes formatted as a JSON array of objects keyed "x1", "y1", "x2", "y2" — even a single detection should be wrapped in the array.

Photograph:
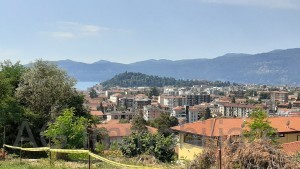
[
  {"x1": 20, "y1": 137, "x2": 23, "y2": 163},
  {"x1": 87, "y1": 126, "x2": 91, "y2": 169}
]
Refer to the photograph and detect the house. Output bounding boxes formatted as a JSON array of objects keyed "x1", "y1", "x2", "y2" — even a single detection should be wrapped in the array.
[
  {"x1": 105, "y1": 111, "x2": 135, "y2": 121},
  {"x1": 143, "y1": 105, "x2": 163, "y2": 121},
  {"x1": 96, "y1": 120, "x2": 157, "y2": 146},
  {"x1": 171, "y1": 117, "x2": 300, "y2": 160}
]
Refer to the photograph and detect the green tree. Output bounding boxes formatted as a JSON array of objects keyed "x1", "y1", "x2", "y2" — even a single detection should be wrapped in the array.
[
  {"x1": 43, "y1": 108, "x2": 89, "y2": 149},
  {"x1": 131, "y1": 112, "x2": 148, "y2": 133},
  {"x1": 259, "y1": 92, "x2": 270, "y2": 100},
  {"x1": 15, "y1": 60, "x2": 76, "y2": 117},
  {"x1": 0, "y1": 61, "x2": 25, "y2": 146},
  {"x1": 89, "y1": 88, "x2": 98, "y2": 98},
  {"x1": 150, "y1": 112, "x2": 178, "y2": 136},
  {"x1": 148, "y1": 87, "x2": 160, "y2": 98},
  {"x1": 120, "y1": 132, "x2": 176, "y2": 162},
  {"x1": 297, "y1": 95, "x2": 300, "y2": 101},
  {"x1": 231, "y1": 96, "x2": 236, "y2": 103},
  {"x1": 243, "y1": 109, "x2": 277, "y2": 142},
  {"x1": 153, "y1": 134, "x2": 176, "y2": 162},
  {"x1": 204, "y1": 107, "x2": 212, "y2": 120}
]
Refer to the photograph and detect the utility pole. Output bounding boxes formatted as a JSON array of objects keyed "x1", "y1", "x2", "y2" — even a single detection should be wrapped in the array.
[{"x1": 218, "y1": 137, "x2": 222, "y2": 169}]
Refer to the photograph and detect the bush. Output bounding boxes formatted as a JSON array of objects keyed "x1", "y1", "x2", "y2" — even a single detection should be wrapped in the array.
[
  {"x1": 95, "y1": 143, "x2": 105, "y2": 154},
  {"x1": 120, "y1": 132, "x2": 176, "y2": 162}
]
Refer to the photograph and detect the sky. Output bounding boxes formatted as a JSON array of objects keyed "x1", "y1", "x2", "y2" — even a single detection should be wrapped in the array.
[{"x1": 0, "y1": 0, "x2": 300, "y2": 64}]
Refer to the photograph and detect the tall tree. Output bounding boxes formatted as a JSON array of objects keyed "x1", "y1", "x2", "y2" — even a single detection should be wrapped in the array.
[
  {"x1": 148, "y1": 87, "x2": 159, "y2": 98},
  {"x1": 204, "y1": 107, "x2": 212, "y2": 120},
  {"x1": 15, "y1": 60, "x2": 76, "y2": 117},
  {"x1": 243, "y1": 109, "x2": 277, "y2": 142},
  {"x1": 89, "y1": 88, "x2": 98, "y2": 98},
  {"x1": 150, "y1": 112, "x2": 178, "y2": 136},
  {"x1": 131, "y1": 111, "x2": 148, "y2": 133},
  {"x1": 0, "y1": 61, "x2": 25, "y2": 146}
]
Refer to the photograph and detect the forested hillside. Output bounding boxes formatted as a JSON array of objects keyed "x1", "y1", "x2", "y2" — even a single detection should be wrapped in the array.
[{"x1": 100, "y1": 72, "x2": 233, "y2": 88}]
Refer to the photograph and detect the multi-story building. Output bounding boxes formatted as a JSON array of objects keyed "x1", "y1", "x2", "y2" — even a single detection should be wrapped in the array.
[
  {"x1": 161, "y1": 96, "x2": 187, "y2": 108},
  {"x1": 270, "y1": 91, "x2": 288, "y2": 111},
  {"x1": 171, "y1": 105, "x2": 201, "y2": 123},
  {"x1": 220, "y1": 103, "x2": 266, "y2": 117},
  {"x1": 143, "y1": 105, "x2": 163, "y2": 121}
]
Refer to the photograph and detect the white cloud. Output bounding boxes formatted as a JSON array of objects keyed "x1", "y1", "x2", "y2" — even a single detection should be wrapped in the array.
[
  {"x1": 42, "y1": 22, "x2": 109, "y2": 39},
  {"x1": 200, "y1": 0, "x2": 300, "y2": 9}
]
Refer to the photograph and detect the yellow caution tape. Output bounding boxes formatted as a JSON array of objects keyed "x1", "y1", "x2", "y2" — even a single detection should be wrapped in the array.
[
  {"x1": 50, "y1": 149, "x2": 89, "y2": 154},
  {"x1": 4, "y1": 144, "x2": 153, "y2": 169},
  {"x1": 21, "y1": 147, "x2": 50, "y2": 152}
]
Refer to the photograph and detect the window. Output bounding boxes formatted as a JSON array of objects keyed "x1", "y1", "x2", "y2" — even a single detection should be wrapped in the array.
[
  {"x1": 279, "y1": 133, "x2": 285, "y2": 137},
  {"x1": 184, "y1": 134, "x2": 205, "y2": 146}
]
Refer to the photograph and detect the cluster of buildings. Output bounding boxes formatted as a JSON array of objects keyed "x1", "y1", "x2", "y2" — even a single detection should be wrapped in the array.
[{"x1": 85, "y1": 84, "x2": 300, "y2": 160}]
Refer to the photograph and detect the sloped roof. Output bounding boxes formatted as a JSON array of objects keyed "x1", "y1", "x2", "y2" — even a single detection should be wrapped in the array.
[
  {"x1": 96, "y1": 123, "x2": 157, "y2": 137},
  {"x1": 171, "y1": 117, "x2": 300, "y2": 137},
  {"x1": 90, "y1": 111, "x2": 104, "y2": 116}
]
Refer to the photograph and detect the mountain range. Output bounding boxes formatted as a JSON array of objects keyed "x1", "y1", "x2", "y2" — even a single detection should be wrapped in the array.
[{"x1": 54, "y1": 48, "x2": 300, "y2": 85}]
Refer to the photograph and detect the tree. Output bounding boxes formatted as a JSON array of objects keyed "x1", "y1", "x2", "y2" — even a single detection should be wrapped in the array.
[
  {"x1": 89, "y1": 88, "x2": 98, "y2": 98},
  {"x1": 153, "y1": 133, "x2": 176, "y2": 162},
  {"x1": 0, "y1": 61, "x2": 25, "y2": 146},
  {"x1": 43, "y1": 108, "x2": 89, "y2": 149},
  {"x1": 150, "y1": 112, "x2": 178, "y2": 136},
  {"x1": 148, "y1": 87, "x2": 159, "y2": 98},
  {"x1": 204, "y1": 107, "x2": 212, "y2": 120},
  {"x1": 120, "y1": 132, "x2": 176, "y2": 162},
  {"x1": 243, "y1": 109, "x2": 277, "y2": 142},
  {"x1": 131, "y1": 112, "x2": 148, "y2": 133},
  {"x1": 15, "y1": 60, "x2": 76, "y2": 117},
  {"x1": 259, "y1": 92, "x2": 270, "y2": 100},
  {"x1": 231, "y1": 96, "x2": 236, "y2": 103},
  {"x1": 297, "y1": 95, "x2": 300, "y2": 101}
]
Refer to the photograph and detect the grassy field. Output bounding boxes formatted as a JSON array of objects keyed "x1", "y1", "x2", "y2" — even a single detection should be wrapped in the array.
[
  {"x1": 0, "y1": 158, "x2": 182, "y2": 169},
  {"x1": 0, "y1": 159, "x2": 124, "y2": 169}
]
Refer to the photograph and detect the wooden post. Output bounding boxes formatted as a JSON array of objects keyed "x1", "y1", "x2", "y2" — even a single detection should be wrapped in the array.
[
  {"x1": 20, "y1": 137, "x2": 23, "y2": 163},
  {"x1": 2, "y1": 126, "x2": 5, "y2": 160},
  {"x1": 87, "y1": 127, "x2": 91, "y2": 169}
]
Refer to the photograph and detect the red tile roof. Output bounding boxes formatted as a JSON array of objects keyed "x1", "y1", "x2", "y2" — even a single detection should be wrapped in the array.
[
  {"x1": 282, "y1": 141, "x2": 300, "y2": 156},
  {"x1": 90, "y1": 111, "x2": 104, "y2": 116},
  {"x1": 171, "y1": 117, "x2": 300, "y2": 137},
  {"x1": 96, "y1": 122, "x2": 157, "y2": 137}
]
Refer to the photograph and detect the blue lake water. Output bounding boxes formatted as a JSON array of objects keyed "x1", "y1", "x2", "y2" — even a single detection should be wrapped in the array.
[{"x1": 75, "y1": 81, "x2": 99, "y2": 90}]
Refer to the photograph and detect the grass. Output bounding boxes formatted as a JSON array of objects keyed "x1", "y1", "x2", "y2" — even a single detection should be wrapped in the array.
[
  {"x1": 0, "y1": 159, "x2": 122, "y2": 169},
  {"x1": 0, "y1": 157, "x2": 183, "y2": 169}
]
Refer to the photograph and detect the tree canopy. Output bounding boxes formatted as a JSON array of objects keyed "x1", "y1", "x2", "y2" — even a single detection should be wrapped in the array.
[
  {"x1": 101, "y1": 72, "x2": 234, "y2": 88},
  {"x1": 16, "y1": 60, "x2": 77, "y2": 117},
  {"x1": 43, "y1": 108, "x2": 89, "y2": 149},
  {"x1": 243, "y1": 109, "x2": 277, "y2": 142}
]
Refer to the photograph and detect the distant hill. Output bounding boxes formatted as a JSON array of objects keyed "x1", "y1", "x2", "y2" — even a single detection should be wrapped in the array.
[
  {"x1": 100, "y1": 72, "x2": 233, "y2": 88},
  {"x1": 53, "y1": 48, "x2": 300, "y2": 85}
]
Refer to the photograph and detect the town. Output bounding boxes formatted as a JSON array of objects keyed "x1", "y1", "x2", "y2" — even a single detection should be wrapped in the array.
[{"x1": 84, "y1": 74, "x2": 300, "y2": 166}]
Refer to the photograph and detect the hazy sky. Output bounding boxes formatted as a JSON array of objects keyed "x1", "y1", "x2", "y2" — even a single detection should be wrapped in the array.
[{"x1": 1, "y1": 0, "x2": 300, "y2": 64}]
